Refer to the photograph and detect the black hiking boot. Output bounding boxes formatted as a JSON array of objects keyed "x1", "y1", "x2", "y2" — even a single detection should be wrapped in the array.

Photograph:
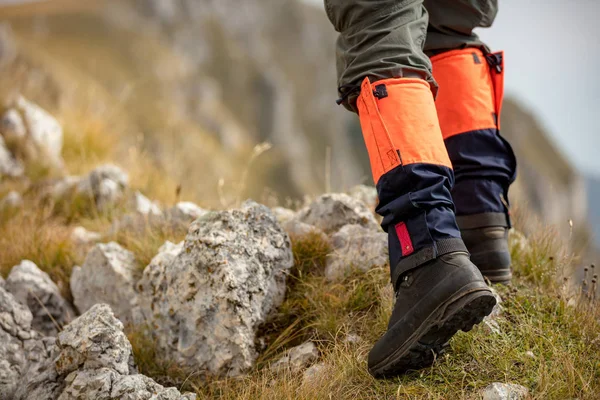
[
  {"x1": 368, "y1": 250, "x2": 496, "y2": 378},
  {"x1": 457, "y1": 213, "x2": 512, "y2": 285}
]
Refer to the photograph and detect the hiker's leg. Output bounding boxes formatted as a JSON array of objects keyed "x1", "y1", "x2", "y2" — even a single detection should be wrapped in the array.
[
  {"x1": 425, "y1": 0, "x2": 518, "y2": 283},
  {"x1": 324, "y1": 0, "x2": 495, "y2": 377}
]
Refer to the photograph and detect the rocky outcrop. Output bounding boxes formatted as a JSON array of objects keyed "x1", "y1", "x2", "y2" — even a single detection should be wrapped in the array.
[
  {"x1": 347, "y1": 185, "x2": 378, "y2": 211},
  {"x1": 14, "y1": 304, "x2": 195, "y2": 400},
  {"x1": 139, "y1": 201, "x2": 293, "y2": 376},
  {"x1": 5, "y1": 260, "x2": 75, "y2": 336},
  {"x1": 325, "y1": 224, "x2": 388, "y2": 281},
  {"x1": 71, "y1": 243, "x2": 141, "y2": 325},
  {"x1": 0, "y1": 286, "x2": 53, "y2": 399},
  {"x1": 296, "y1": 194, "x2": 379, "y2": 234}
]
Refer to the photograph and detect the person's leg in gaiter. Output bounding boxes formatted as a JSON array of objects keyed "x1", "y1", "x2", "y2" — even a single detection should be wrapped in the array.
[
  {"x1": 424, "y1": 0, "x2": 518, "y2": 284},
  {"x1": 324, "y1": 0, "x2": 496, "y2": 377}
]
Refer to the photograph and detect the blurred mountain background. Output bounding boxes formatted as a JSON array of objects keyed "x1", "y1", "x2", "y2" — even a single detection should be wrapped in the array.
[{"x1": 0, "y1": 0, "x2": 596, "y2": 256}]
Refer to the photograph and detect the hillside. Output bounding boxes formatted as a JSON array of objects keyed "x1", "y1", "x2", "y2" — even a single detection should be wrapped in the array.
[{"x1": 0, "y1": 1, "x2": 598, "y2": 399}]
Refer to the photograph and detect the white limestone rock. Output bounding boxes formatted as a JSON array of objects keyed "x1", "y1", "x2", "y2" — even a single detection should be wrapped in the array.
[
  {"x1": 296, "y1": 193, "x2": 379, "y2": 233},
  {"x1": 0, "y1": 286, "x2": 53, "y2": 399},
  {"x1": 347, "y1": 184, "x2": 378, "y2": 210},
  {"x1": 325, "y1": 224, "x2": 388, "y2": 281},
  {"x1": 71, "y1": 226, "x2": 103, "y2": 245},
  {"x1": 5, "y1": 260, "x2": 75, "y2": 336},
  {"x1": 70, "y1": 243, "x2": 141, "y2": 325},
  {"x1": 132, "y1": 191, "x2": 162, "y2": 216},
  {"x1": 166, "y1": 201, "x2": 208, "y2": 223},
  {"x1": 14, "y1": 304, "x2": 195, "y2": 400},
  {"x1": 481, "y1": 382, "x2": 529, "y2": 400},
  {"x1": 139, "y1": 200, "x2": 293, "y2": 376},
  {"x1": 270, "y1": 341, "x2": 319, "y2": 374},
  {"x1": 76, "y1": 164, "x2": 129, "y2": 211},
  {"x1": 271, "y1": 206, "x2": 296, "y2": 224},
  {"x1": 0, "y1": 135, "x2": 24, "y2": 178}
]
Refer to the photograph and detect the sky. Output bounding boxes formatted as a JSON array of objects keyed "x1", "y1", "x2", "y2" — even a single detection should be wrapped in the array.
[{"x1": 305, "y1": 0, "x2": 600, "y2": 177}]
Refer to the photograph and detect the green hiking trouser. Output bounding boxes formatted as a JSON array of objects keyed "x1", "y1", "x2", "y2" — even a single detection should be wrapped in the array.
[{"x1": 325, "y1": 0, "x2": 498, "y2": 110}]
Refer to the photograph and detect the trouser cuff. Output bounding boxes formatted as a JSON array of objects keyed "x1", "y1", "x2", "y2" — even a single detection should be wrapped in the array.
[{"x1": 456, "y1": 212, "x2": 511, "y2": 230}]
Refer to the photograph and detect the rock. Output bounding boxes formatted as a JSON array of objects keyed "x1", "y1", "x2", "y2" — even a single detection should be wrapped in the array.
[
  {"x1": 0, "y1": 190, "x2": 23, "y2": 212},
  {"x1": 5, "y1": 260, "x2": 75, "y2": 336},
  {"x1": 483, "y1": 286, "x2": 504, "y2": 334},
  {"x1": 0, "y1": 108, "x2": 26, "y2": 141},
  {"x1": 282, "y1": 219, "x2": 327, "y2": 241},
  {"x1": 0, "y1": 275, "x2": 4, "y2": 288},
  {"x1": 270, "y1": 341, "x2": 319, "y2": 373},
  {"x1": 343, "y1": 333, "x2": 362, "y2": 345},
  {"x1": 71, "y1": 243, "x2": 141, "y2": 325},
  {"x1": 14, "y1": 304, "x2": 195, "y2": 400},
  {"x1": 50, "y1": 175, "x2": 81, "y2": 200},
  {"x1": 14, "y1": 96, "x2": 64, "y2": 167},
  {"x1": 271, "y1": 206, "x2": 296, "y2": 224},
  {"x1": 347, "y1": 184, "x2": 378, "y2": 210},
  {"x1": 140, "y1": 201, "x2": 293, "y2": 376},
  {"x1": 138, "y1": 241, "x2": 183, "y2": 321},
  {"x1": 132, "y1": 191, "x2": 162, "y2": 216},
  {"x1": 481, "y1": 383, "x2": 529, "y2": 400},
  {"x1": 0, "y1": 285, "x2": 52, "y2": 399},
  {"x1": 525, "y1": 351, "x2": 536, "y2": 360},
  {"x1": 76, "y1": 164, "x2": 129, "y2": 211},
  {"x1": 166, "y1": 201, "x2": 208, "y2": 223},
  {"x1": 296, "y1": 193, "x2": 379, "y2": 233},
  {"x1": 0, "y1": 135, "x2": 24, "y2": 178},
  {"x1": 71, "y1": 226, "x2": 103, "y2": 245},
  {"x1": 301, "y1": 362, "x2": 327, "y2": 387},
  {"x1": 325, "y1": 224, "x2": 388, "y2": 281}
]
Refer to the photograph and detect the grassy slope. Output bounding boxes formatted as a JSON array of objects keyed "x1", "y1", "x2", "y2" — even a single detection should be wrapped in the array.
[{"x1": 127, "y1": 230, "x2": 600, "y2": 400}]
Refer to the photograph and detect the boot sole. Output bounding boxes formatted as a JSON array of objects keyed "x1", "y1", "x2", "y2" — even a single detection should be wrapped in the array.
[{"x1": 368, "y1": 287, "x2": 496, "y2": 378}]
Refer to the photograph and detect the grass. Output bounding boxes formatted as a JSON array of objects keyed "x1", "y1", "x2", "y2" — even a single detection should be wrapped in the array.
[{"x1": 125, "y1": 226, "x2": 600, "y2": 400}]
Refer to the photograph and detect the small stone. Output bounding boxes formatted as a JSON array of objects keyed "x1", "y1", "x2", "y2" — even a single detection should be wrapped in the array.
[
  {"x1": 296, "y1": 193, "x2": 379, "y2": 233},
  {"x1": 0, "y1": 109, "x2": 26, "y2": 141},
  {"x1": 481, "y1": 382, "x2": 529, "y2": 400},
  {"x1": 282, "y1": 219, "x2": 327, "y2": 241},
  {"x1": 325, "y1": 224, "x2": 387, "y2": 281},
  {"x1": 166, "y1": 201, "x2": 208, "y2": 223},
  {"x1": 347, "y1": 184, "x2": 378, "y2": 210},
  {"x1": 302, "y1": 362, "x2": 327, "y2": 387},
  {"x1": 14, "y1": 96, "x2": 64, "y2": 167},
  {"x1": 525, "y1": 351, "x2": 536, "y2": 359},
  {"x1": 270, "y1": 342, "x2": 319, "y2": 373},
  {"x1": 70, "y1": 243, "x2": 141, "y2": 325},
  {"x1": 70, "y1": 226, "x2": 102, "y2": 245},
  {"x1": 76, "y1": 164, "x2": 129, "y2": 211},
  {"x1": 132, "y1": 191, "x2": 162, "y2": 216},
  {"x1": 343, "y1": 333, "x2": 362, "y2": 344},
  {"x1": 271, "y1": 206, "x2": 296, "y2": 224},
  {"x1": 5, "y1": 260, "x2": 75, "y2": 336},
  {"x1": 0, "y1": 135, "x2": 24, "y2": 178}
]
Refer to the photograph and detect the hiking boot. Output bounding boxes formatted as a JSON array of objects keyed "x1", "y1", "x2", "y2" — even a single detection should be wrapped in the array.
[
  {"x1": 368, "y1": 251, "x2": 496, "y2": 378},
  {"x1": 457, "y1": 213, "x2": 512, "y2": 285}
]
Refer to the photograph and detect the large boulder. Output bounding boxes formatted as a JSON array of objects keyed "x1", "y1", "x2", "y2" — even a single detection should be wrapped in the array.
[
  {"x1": 0, "y1": 286, "x2": 53, "y2": 399},
  {"x1": 325, "y1": 224, "x2": 388, "y2": 281},
  {"x1": 139, "y1": 201, "x2": 293, "y2": 376},
  {"x1": 5, "y1": 260, "x2": 75, "y2": 337},
  {"x1": 296, "y1": 193, "x2": 379, "y2": 233},
  {"x1": 14, "y1": 304, "x2": 195, "y2": 400},
  {"x1": 71, "y1": 243, "x2": 142, "y2": 325}
]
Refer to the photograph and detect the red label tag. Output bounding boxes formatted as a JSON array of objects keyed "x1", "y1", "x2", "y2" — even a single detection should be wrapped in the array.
[{"x1": 395, "y1": 222, "x2": 414, "y2": 257}]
